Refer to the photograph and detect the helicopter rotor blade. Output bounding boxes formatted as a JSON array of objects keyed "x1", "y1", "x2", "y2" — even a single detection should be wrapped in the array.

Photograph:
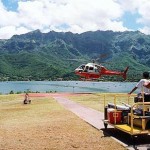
[
  {"x1": 66, "y1": 58, "x2": 87, "y2": 62},
  {"x1": 91, "y1": 52, "x2": 111, "y2": 65}
]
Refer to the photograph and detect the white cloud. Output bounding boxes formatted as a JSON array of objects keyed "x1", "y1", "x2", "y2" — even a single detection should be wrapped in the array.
[
  {"x1": 0, "y1": 26, "x2": 30, "y2": 39},
  {"x1": 0, "y1": 26, "x2": 15, "y2": 39},
  {"x1": 0, "y1": 0, "x2": 149, "y2": 39},
  {"x1": 118, "y1": 0, "x2": 150, "y2": 34},
  {"x1": 137, "y1": 1, "x2": 150, "y2": 23},
  {"x1": 118, "y1": 0, "x2": 141, "y2": 12},
  {"x1": 140, "y1": 27, "x2": 150, "y2": 35},
  {"x1": 0, "y1": 1, "x2": 18, "y2": 27},
  {"x1": 135, "y1": 0, "x2": 150, "y2": 34}
]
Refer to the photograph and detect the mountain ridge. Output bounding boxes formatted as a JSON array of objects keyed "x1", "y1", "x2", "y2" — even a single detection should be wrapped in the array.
[{"x1": 0, "y1": 30, "x2": 150, "y2": 81}]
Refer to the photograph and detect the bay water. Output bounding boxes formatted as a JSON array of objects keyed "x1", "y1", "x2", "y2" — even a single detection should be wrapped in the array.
[{"x1": 0, "y1": 81, "x2": 138, "y2": 94}]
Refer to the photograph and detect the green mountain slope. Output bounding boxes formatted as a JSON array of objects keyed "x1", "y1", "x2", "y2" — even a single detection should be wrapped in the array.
[{"x1": 0, "y1": 30, "x2": 150, "y2": 81}]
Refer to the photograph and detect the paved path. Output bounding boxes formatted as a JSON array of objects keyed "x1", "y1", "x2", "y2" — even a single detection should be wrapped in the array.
[
  {"x1": 53, "y1": 95, "x2": 150, "y2": 150},
  {"x1": 54, "y1": 96, "x2": 104, "y2": 129}
]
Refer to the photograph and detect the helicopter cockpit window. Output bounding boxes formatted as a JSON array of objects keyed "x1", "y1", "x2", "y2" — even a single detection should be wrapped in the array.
[
  {"x1": 89, "y1": 67, "x2": 94, "y2": 70},
  {"x1": 84, "y1": 66, "x2": 89, "y2": 72},
  {"x1": 81, "y1": 65, "x2": 85, "y2": 69},
  {"x1": 95, "y1": 68, "x2": 99, "y2": 73},
  {"x1": 95, "y1": 65, "x2": 100, "y2": 72},
  {"x1": 78, "y1": 64, "x2": 85, "y2": 69}
]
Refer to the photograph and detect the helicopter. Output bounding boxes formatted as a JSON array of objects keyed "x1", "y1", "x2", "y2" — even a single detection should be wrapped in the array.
[{"x1": 74, "y1": 62, "x2": 129, "y2": 80}]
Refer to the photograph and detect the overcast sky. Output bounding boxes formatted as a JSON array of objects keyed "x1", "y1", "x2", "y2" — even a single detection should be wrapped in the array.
[{"x1": 0, "y1": 0, "x2": 150, "y2": 39}]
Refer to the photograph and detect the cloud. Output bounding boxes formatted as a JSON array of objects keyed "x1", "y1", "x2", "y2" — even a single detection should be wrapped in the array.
[
  {"x1": 118, "y1": 0, "x2": 150, "y2": 34},
  {"x1": 137, "y1": 1, "x2": 150, "y2": 24},
  {"x1": 0, "y1": 26, "x2": 30, "y2": 39},
  {"x1": 140, "y1": 26, "x2": 150, "y2": 35},
  {"x1": 0, "y1": 0, "x2": 149, "y2": 39}
]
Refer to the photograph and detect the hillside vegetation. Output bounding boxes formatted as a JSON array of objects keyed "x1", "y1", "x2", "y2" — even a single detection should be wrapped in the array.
[{"x1": 0, "y1": 30, "x2": 150, "y2": 81}]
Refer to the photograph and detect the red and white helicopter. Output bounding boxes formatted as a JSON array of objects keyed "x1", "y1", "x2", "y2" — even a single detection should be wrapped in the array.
[{"x1": 74, "y1": 62, "x2": 129, "y2": 80}]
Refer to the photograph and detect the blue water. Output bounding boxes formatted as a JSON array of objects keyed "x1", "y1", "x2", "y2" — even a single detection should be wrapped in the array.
[{"x1": 0, "y1": 81, "x2": 138, "y2": 94}]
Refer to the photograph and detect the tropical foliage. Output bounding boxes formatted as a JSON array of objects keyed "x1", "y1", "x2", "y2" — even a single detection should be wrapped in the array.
[{"x1": 0, "y1": 30, "x2": 150, "y2": 81}]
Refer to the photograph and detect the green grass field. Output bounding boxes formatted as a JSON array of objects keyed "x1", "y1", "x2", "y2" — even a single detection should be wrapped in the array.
[
  {"x1": 0, "y1": 93, "x2": 127, "y2": 150},
  {"x1": 68, "y1": 93, "x2": 136, "y2": 111}
]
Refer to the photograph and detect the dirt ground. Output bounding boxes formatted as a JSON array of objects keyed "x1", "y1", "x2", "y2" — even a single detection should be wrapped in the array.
[{"x1": 0, "y1": 93, "x2": 127, "y2": 150}]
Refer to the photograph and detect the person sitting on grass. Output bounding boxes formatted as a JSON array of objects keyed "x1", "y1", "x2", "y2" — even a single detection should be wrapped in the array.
[{"x1": 23, "y1": 93, "x2": 31, "y2": 104}]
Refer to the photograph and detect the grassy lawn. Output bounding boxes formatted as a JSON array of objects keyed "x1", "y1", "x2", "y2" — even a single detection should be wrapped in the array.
[
  {"x1": 67, "y1": 93, "x2": 136, "y2": 112},
  {"x1": 0, "y1": 94, "x2": 127, "y2": 150}
]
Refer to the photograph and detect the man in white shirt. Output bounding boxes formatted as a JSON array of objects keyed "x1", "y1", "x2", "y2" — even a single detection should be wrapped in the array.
[
  {"x1": 144, "y1": 81, "x2": 150, "y2": 89},
  {"x1": 128, "y1": 72, "x2": 150, "y2": 102}
]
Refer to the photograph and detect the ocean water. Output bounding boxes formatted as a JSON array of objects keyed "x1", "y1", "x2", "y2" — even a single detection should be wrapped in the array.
[{"x1": 0, "y1": 81, "x2": 138, "y2": 94}]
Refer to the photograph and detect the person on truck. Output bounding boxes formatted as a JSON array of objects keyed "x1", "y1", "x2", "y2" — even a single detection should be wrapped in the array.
[
  {"x1": 144, "y1": 81, "x2": 150, "y2": 89},
  {"x1": 128, "y1": 71, "x2": 150, "y2": 102}
]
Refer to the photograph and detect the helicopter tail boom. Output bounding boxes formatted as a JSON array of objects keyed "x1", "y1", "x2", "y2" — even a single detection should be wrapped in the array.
[{"x1": 100, "y1": 66, "x2": 129, "y2": 80}]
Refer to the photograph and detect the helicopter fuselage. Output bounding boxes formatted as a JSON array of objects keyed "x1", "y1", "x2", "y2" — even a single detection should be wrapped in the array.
[
  {"x1": 75, "y1": 63, "x2": 129, "y2": 80},
  {"x1": 75, "y1": 63, "x2": 101, "y2": 79}
]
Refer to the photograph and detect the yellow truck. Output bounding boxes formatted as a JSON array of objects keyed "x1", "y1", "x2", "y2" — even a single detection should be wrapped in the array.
[{"x1": 102, "y1": 94, "x2": 150, "y2": 136}]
